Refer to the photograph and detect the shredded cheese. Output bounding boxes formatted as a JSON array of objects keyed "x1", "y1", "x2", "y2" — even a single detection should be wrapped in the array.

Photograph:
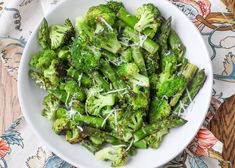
[
  {"x1": 77, "y1": 125, "x2": 84, "y2": 132},
  {"x1": 77, "y1": 73, "x2": 83, "y2": 87},
  {"x1": 100, "y1": 18, "x2": 113, "y2": 30},
  {"x1": 126, "y1": 138, "x2": 134, "y2": 151},
  {"x1": 65, "y1": 92, "x2": 71, "y2": 109},
  {"x1": 104, "y1": 88, "x2": 127, "y2": 95}
]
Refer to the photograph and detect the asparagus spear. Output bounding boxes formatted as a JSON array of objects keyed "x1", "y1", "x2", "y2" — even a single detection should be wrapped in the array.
[
  {"x1": 159, "y1": 17, "x2": 172, "y2": 54},
  {"x1": 123, "y1": 26, "x2": 160, "y2": 55},
  {"x1": 99, "y1": 59, "x2": 126, "y2": 90},
  {"x1": 168, "y1": 29, "x2": 186, "y2": 57},
  {"x1": 74, "y1": 115, "x2": 105, "y2": 128},
  {"x1": 80, "y1": 139, "x2": 101, "y2": 153},
  {"x1": 132, "y1": 46, "x2": 147, "y2": 75},
  {"x1": 170, "y1": 63, "x2": 198, "y2": 106},
  {"x1": 91, "y1": 71, "x2": 110, "y2": 91},
  {"x1": 173, "y1": 69, "x2": 207, "y2": 113},
  {"x1": 133, "y1": 116, "x2": 187, "y2": 142}
]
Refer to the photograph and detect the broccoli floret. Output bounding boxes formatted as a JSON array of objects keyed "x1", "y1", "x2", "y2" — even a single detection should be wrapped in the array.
[
  {"x1": 134, "y1": 3, "x2": 161, "y2": 34},
  {"x1": 64, "y1": 80, "x2": 85, "y2": 102},
  {"x1": 75, "y1": 16, "x2": 94, "y2": 41},
  {"x1": 29, "y1": 70, "x2": 52, "y2": 90},
  {"x1": 29, "y1": 49, "x2": 57, "y2": 71},
  {"x1": 38, "y1": 18, "x2": 50, "y2": 49},
  {"x1": 129, "y1": 90, "x2": 148, "y2": 110},
  {"x1": 161, "y1": 50, "x2": 178, "y2": 75},
  {"x1": 42, "y1": 93, "x2": 60, "y2": 121},
  {"x1": 49, "y1": 18, "x2": 74, "y2": 49},
  {"x1": 149, "y1": 97, "x2": 171, "y2": 123},
  {"x1": 157, "y1": 75, "x2": 187, "y2": 98},
  {"x1": 86, "y1": 87, "x2": 116, "y2": 116},
  {"x1": 86, "y1": 4, "x2": 116, "y2": 33},
  {"x1": 84, "y1": 5, "x2": 121, "y2": 53},
  {"x1": 70, "y1": 37, "x2": 101, "y2": 72},
  {"x1": 106, "y1": 1, "x2": 124, "y2": 13},
  {"x1": 117, "y1": 110, "x2": 143, "y2": 141},
  {"x1": 52, "y1": 118, "x2": 69, "y2": 134},
  {"x1": 66, "y1": 128, "x2": 81, "y2": 144},
  {"x1": 95, "y1": 146, "x2": 128, "y2": 167},
  {"x1": 43, "y1": 59, "x2": 60, "y2": 86},
  {"x1": 145, "y1": 128, "x2": 168, "y2": 148},
  {"x1": 94, "y1": 29, "x2": 121, "y2": 54},
  {"x1": 117, "y1": 63, "x2": 149, "y2": 87},
  {"x1": 58, "y1": 48, "x2": 70, "y2": 60}
]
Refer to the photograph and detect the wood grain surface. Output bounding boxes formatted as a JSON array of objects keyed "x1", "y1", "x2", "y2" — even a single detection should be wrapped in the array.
[
  {"x1": 210, "y1": 94, "x2": 235, "y2": 168},
  {"x1": 0, "y1": 61, "x2": 21, "y2": 133},
  {"x1": 0, "y1": 61, "x2": 235, "y2": 166}
]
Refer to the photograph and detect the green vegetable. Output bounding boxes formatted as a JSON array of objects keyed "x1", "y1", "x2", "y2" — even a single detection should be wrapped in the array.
[
  {"x1": 29, "y1": 49, "x2": 56, "y2": 71},
  {"x1": 29, "y1": 2, "x2": 207, "y2": 166},
  {"x1": 38, "y1": 18, "x2": 50, "y2": 49},
  {"x1": 134, "y1": 4, "x2": 161, "y2": 35},
  {"x1": 49, "y1": 18, "x2": 74, "y2": 49},
  {"x1": 95, "y1": 146, "x2": 128, "y2": 167},
  {"x1": 117, "y1": 63, "x2": 149, "y2": 87},
  {"x1": 52, "y1": 118, "x2": 69, "y2": 134},
  {"x1": 86, "y1": 87, "x2": 116, "y2": 116}
]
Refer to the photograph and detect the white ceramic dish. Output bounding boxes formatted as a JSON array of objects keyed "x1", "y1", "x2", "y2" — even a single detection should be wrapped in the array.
[{"x1": 18, "y1": 0, "x2": 213, "y2": 167}]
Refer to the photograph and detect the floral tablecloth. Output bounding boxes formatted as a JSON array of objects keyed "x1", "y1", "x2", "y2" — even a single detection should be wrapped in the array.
[{"x1": 0, "y1": 0, "x2": 234, "y2": 167}]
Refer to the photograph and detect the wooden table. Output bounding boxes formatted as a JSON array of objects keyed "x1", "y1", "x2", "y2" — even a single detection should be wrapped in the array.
[{"x1": 0, "y1": 61, "x2": 234, "y2": 167}]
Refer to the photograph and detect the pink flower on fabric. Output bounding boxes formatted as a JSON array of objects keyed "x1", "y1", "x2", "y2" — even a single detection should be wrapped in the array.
[
  {"x1": 0, "y1": 138, "x2": 10, "y2": 158},
  {"x1": 188, "y1": 128, "x2": 217, "y2": 156}
]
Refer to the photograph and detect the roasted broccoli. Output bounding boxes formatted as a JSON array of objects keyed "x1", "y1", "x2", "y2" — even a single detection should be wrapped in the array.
[
  {"x1": 86, "y1": 87, "x2": 116, "y2": 116},
  {"x1": 29, "y1": 49, "x2": 56, "y2": 71},
  {"x1": 49, "y1": 18, "x2": 74, "y2": 49},
  {"x1": 42, "y1": 93, "x2": 60, "y2": 121},
  {"x1": 134, "y1": 4, "x2": 161, "y2": 34},
  {"x1": 64, "y1": 80, "x2": 85, "y2": 102},
  {"x1": 52, "y1": 118, "x2": 69, "y2": 134},
  {"x1": 86, "y1": 4, "x2": 116, "y2": 33},
  {"x1": 70, "y1": 37, "x2": 101, "y2": 72},
  {"x1": 95, "y1": 146, "x2": 128, "y2": 167},
  {"x1": 149, "y1": 97, "x2": 171, "y2": 123},
  {"x1": 66, "y1": 128, "x2": 81, "y2": 144},
  {"x1": 118, "y1": 63, "x2": 149, "y2": 87}
]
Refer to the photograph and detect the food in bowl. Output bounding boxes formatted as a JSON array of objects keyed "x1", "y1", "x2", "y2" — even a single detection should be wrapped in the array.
[{"x1": 28, "y1": 1, "x2": 207, "y2": 167}]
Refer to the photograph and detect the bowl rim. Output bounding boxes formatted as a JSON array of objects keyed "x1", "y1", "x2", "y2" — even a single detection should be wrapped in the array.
[{"x1": 18, "y1": 0, "x2": 213, "y2": 167}]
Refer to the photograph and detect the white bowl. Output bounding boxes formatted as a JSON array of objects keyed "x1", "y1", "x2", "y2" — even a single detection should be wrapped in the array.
[{"x1": 18, "y1": 0, "x2": 213, "y2": 167}]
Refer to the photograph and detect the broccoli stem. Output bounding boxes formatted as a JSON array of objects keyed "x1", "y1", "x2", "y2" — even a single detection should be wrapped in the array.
[
  {"x1": 170, "y1": 63, "x2": 198, "y2": 106},
  {"x1": 133, "y1": 116, "x2": 187, "y2": 141},
  {"x1": 117, "y1": 7, "x2": 156, "y2": 38},
  {"x1": 123, "y1": 26, "x2": 159, "y2": 55},
  {"x1": 173, "y1": 69, "x2": 207, "y2": 113},
  {"x1": 132, "y1": 47, "x2": 147, "y2": 75},
  {"x1": 67, "y1": 67, "x2": 93, "y2": 87},
  {"x1": 74, "y1": 114, "x2": 104, "y2": 128},
  {"x1": 91, "y1": 71, "x2": 110, "y2": 91}
]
